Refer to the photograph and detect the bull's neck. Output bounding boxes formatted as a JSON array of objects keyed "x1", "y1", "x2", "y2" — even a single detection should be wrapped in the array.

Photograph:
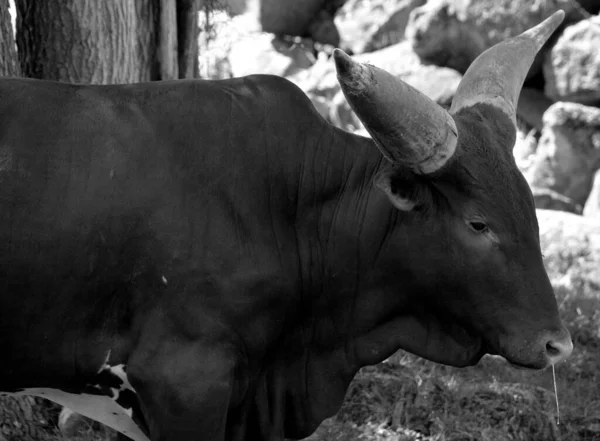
[{"x1": 294, "y1": 126, "x2": 395, "y2": 319}]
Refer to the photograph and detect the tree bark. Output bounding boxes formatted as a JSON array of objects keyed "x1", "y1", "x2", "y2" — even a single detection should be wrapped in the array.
[
  {"x1": 159, "y1": 0, "x2": 178, "y2": 80},
  {"x1": 0, "y1": 0, "x2": 19, "y2": 76},
  {"x1": 15, "y1": 0, "x2": 199, "y2": 84},
  {"x1": 16, "y1": 0, "x2": 148, "y2": 83},
  {"x1": 177, "y1": 0, "x2": 199, "y2": 79}
]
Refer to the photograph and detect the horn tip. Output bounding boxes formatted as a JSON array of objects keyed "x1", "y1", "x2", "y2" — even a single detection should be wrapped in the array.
[
  {"x1": 333, "y1": 49, "x2": 371, "y2": 95},
  {"x1": 333, "y1": 49, "x2": 353, "y2": 75},
  {"x1": 551, "y1": 9, "x2": 565, "y2": 22},
  {"x1": 526, "y1": 9, "x2": 565, "y2": 45},
  {"x1": 545, "y1": 9, "x2": 565, "y2": 29}
]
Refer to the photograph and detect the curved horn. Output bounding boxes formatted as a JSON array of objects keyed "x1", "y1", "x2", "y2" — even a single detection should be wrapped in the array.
[
  {"x1": 333, "y1": 49, "x2": 457, "y2": 174},
  {"x1": 450, "y1": 10, "x2": 565, "y2": 125}
]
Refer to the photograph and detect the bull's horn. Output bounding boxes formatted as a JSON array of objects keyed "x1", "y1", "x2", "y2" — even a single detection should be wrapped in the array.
[
  {"x1": 333, "y1": 49, "x2": 458, "y2": 174},
  {"x1": 450, "y1": 10, "x2": 565, "y2": 126}
]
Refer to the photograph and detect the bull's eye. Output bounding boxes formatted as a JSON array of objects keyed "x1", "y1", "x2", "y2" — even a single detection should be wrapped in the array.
[{"x1": 469, "y1": 221, "x2": 488, "y2": 233}]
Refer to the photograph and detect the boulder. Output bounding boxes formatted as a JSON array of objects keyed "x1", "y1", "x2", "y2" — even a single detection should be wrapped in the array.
[
  {"x1": 198, "y1": 12, "x2": 261, "y2": 79},
  {"x1": 259, "y1": 0, "x2": 344, "y2": 45},
  {"x1": 229, "y1": 34, "x2": 315, "y2": 78},
  {"x1": 307, "y1": 9, "x2": 341, "y2": 46},
  {"x1": 364, "y1": 0, "x2": 427, "y2": 52},
  {"x1": 526, "y1": 102, "x2": 600, "y2": 212},
  {"x1": 405, "y1": 0, "x2": 585, "y2": 75},
  {"x1": 286, "y1": 52, "x2": 343, "y2": 101},
  {"x1": 532, "y1": 188, "x2": 583, "y2": 214},
  {"x1": 583, "y1": 170, "x2": 600, "y2": 218},
  {"x1": 543, "y1": 16, "x2": 600, "y2": 105},
  {"x1": 538, "y1": 209, "x2": 600, "y2": 291},
  {"x1": 575, "y1": 0, "x2": 600, "y2": 14},
  {"x1": 513, "y1": 124, "x2": 539, "y2": 174},
  {"x1": 287, "y1": 42, "x2": 462, "y2": 132},
  {"x1": 335, "y1": 0, "x2": 423, "y2": 54},
  {"x1": 198, "y1": 12, "x2": 316, "y2": 79},
  {"x1": 330, "y1": 62, "x2": 461, "y2": 131},
  {"x1": 335, "y1": 0, "x2": 426, "y2": 54},
  {"x1": 518, "y1": 87, "x2": 554, "y2": 131}
]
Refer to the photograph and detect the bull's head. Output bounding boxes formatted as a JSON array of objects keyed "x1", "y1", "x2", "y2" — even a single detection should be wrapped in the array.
[{"x1": 335, "y1": 11, "x2": 572, "y2": 369}]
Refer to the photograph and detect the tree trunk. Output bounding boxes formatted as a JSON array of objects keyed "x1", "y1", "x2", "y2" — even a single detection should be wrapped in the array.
[
  {"x1": 177, "y1": 0, "x2": 199, "y2": 78},
  {"x1": 15, "y1": 0, "x2": 199, "y2": 84},
  {"x1": 0, "y1": 0, "x2": 19, "y2": 76}
]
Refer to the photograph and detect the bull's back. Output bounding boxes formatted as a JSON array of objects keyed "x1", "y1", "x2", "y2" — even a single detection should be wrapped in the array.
[
  {"x1": 0, "y1": 75, "x2": 319, "y2": 251},
  {"x1": 0, "y1": 75, "x2": 324, "y2": 378}
]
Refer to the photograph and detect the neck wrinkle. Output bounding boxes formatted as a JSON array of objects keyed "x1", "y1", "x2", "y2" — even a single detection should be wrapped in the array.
[{"x1": 293, "y1": 126, "x2": 393, "y2": 363}]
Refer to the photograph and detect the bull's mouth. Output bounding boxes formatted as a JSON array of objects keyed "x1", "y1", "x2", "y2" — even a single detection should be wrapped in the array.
[
  {"x1": 484, "y1": 354, "x2": 548, "y2": 371},
  {"x1": 391, "y1": 312, "x2": 487, "y2": 368}
]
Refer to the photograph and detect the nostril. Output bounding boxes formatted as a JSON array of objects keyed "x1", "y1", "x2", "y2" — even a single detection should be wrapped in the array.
[
  {"x1": 546, "y1": 341, "x2": 561, "y2": 357},
  {"x1": 545, "y1": 334, "x2": 574, "y2": 365}
]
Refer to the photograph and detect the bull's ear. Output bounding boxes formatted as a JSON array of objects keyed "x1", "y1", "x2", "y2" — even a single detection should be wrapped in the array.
[{"x1": 374, "y1": 168, "x2": 430, "y2": 211}]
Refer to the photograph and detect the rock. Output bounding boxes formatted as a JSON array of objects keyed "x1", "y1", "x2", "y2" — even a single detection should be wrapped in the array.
[
  {"x1": 229, "y1": 34, "x2": 315, "y2": 78},
  {"x1": 307, "y1": 9, "x2": 341, "y2": 46},
  {"x1": 518, "y1": 87, "x2": 554, "y2": 131},
  {"x1": 288, "y1": 42, "x2": 461, "y2": 132},
  {"x1": 307, "y1": 93, "x2": 332, "y2": 122},
  {"x1": 538, "y1": 209, "x2": 600, "y2": 292},
  {"x1": 574, "y1": 0, "x2": 600, "y2": 14},
  {"x1": 259, "y1": 0, "x2": 344, "y2": 45},
  {"x1": 406, "y1": 0, "x2": 585, "y2": 75},
  {"x1": 513, "y1": 124, "x2": 539, "y2": 174},
  {"x1": 543, "y1": 16, "x2": 600, "y2": 105},
  {"x1": 335, "y1": 0, "x2": 421, "y2": 54},
  {"x1": 584, "y1": 170, "x2": 600, "y2": 218},
  {"x1": 532, "y1": 187, "x2": 583, "y2": 214},
  {"x1": 330, "y1": 62, "x2": 461, "y2": 132},
  {"x1": 334, "y1": 0, "x2": 426, "y2": 54},
  {"x1": 198, "y1": 12, "x2": 316, "y2": 79},
  {"x1": 363, "y1": 0, "x2": 427, "y2": 52},
  {"x1": 219, "y1": 0, "x2": 252, "y2": 16},
  {"x1": 286, "y1": 51, "x2": 343, "y2": 101},
  {"x1": 526, "y1": 102, "x2": 600, "y2": 212},
  {"x1": 198, "y1": 12, "x2": 261, "y2": 79}
]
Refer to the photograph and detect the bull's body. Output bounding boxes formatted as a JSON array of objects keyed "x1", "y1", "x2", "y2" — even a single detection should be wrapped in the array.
[
  {"x1": 0, "y1": 75, "x2": 401, "y2": 439},
  {"x1": 0, "y1": 11, "x2": 572, "y2": 441}
]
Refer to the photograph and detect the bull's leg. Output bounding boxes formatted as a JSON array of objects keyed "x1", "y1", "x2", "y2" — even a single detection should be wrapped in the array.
[{"x1": 127, "y1": 338, "x2": 241, "y2": 441}]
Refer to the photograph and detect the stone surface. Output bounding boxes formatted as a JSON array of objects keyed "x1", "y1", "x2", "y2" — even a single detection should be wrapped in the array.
[
  {"x1": 287, "y1": 42, "x2": 461, "y2": 132},
  {"x1": 405, "y1": 0, "x2": 585, "y2": 75},
  {"x1": 198, "y1": 12, "x2": 261, "y2": 79},
  {"x1": 584, "y1": 170, "x2": 600, "y2": 219},
  {"x1": 518, "y1": 87, "x2": 554, "y2": 131},
  {"x1": 544, "y1": 16, "x2": 600, "y2": 105},
  {"x1": 513, "y1": 123, "x2": 540, "y2": 174},
  {"x1": 363, "y1": 0, "x2": 427, "y2": 52},
  {"x1": 335, "y1": 0, "x2": 423, "y2": 54},
  {"x1": 198, "y1": 12, "x2": 316, "y2": 79},
  {"x1": 538, "y1": 209, "x2": 600, "y2": 293},
  {"x1": 259, "y1": 0, "x2": 344, "y2": 45},
  {"x1": 526, "y1": 102, "x2": 600, "y2": 212},
  {"x1": 229, "y1": 34, "x2": 315, "y2": 78},
  {"x1": 335, "y1": 0, "x2": 426, "y2": 54},
  {"x1": 532, "y1": 187, "x2": 584, "y2": 214}
]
